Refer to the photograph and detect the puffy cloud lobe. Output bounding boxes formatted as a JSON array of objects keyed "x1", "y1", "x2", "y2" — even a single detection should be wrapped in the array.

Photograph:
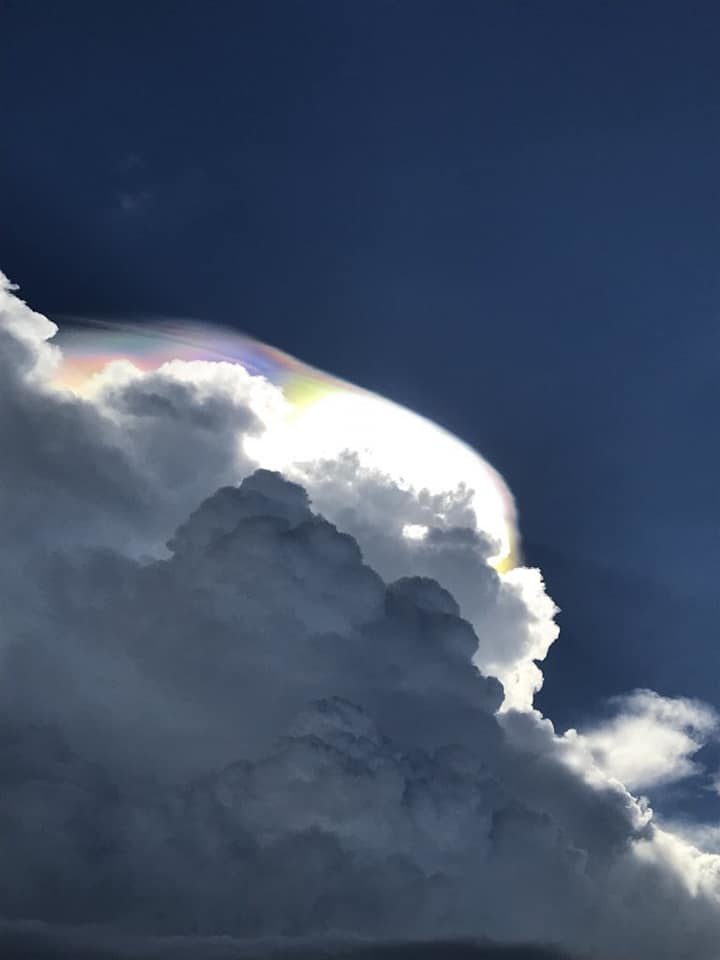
[
  {"x1": 0, "y1": 283, "x2": 153, "y2": 558},
  {"x1": 576, "y1": 690, "x2": 719, "y2": 792},
  {"x1": 0, "y1": 275, "x2": 276, "y2": 561},
  {"x1": 292, "y1": 453, "x2": 558, "y2": 711},
  {"x1": 2, "y1": 469, "x2": 502, "y2": 781},
  {"x1": 95, "y1": 361, "x2": 260, "y2": 512},
  {"x1": 3, "y1": 273, "x2": 720, "y2": 958}
]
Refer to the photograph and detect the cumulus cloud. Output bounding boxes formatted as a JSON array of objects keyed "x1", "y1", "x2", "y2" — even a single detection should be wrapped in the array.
[
  {"x1": 3, "y1": 272, "x2": 720, "y2": 959},
  {"x1": 576, "y1": 690, "x2": 719, "y2": 792},
  {"x1": 292, "y1": 453, "x2": 558, "y2": 711}
]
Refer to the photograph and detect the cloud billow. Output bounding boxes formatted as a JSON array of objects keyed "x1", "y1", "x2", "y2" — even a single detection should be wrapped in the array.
[{"x1": 2, "y1": 272, "x2": 720, "y2": 959}]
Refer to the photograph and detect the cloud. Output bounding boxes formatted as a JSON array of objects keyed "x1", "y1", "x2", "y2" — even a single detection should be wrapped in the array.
[
  {"x1": 664, "y1": 821, "x2": 720, "y2": 854},
  {"x1": 292, "y1": 453, "x2": 558, "y2": 711},
  {"x1": 0, "y1": 283, "x2": 276, "y2": 560},
  {"x1": 0, "y1": 921, "x2": 580, "y2": 960},
  {"x1": 2, "y1": 272, "x2": 720, "y2": 958},
  {"x1": 576, "y1": 690, "x2": 719, "y2": 791}
]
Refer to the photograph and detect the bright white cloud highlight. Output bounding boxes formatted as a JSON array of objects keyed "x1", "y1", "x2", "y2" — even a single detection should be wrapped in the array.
[{"x1": 246, "y1": 387, "x2": 516, "y2": 567}]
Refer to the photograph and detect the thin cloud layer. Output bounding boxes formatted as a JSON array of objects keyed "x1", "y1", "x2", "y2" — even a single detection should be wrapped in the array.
[{"x1": 2, "y1": 272, "x2": 720, "y2": 959}]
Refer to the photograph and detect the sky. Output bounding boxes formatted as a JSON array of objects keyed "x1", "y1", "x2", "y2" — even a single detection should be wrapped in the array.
[
  {"x1": 4, "y1": 0, "x2": 720, "y2": 734},
  {"x1": 3, "y1": 1, "x2": 720, "y2": 955}
]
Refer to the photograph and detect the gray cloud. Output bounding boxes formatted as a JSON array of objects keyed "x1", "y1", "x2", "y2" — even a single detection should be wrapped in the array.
[{"x1": 0, "y1": 921, "x2": 580, "y2": 960}]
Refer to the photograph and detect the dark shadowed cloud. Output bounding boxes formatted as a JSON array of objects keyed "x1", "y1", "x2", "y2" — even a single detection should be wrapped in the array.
[{"x1": 0, "y1": 922, "x2": 581, "y2": 960}]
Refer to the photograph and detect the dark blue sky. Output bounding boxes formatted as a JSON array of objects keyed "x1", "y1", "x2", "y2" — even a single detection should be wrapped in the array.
[{"x1": 2, "y1": 1, "x2": 720, "y2": 738}]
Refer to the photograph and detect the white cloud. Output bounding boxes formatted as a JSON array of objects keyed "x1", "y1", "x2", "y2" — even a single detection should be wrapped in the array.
[
  {"x1": 662, "y1": 821, "x2": 720, "y2": 856},
  {"x1": 577, "y1": 690, "x2": 718, "y2": 792},
  {"x1": 292, "y1": 453, "x2": 558, "y2": 711}
]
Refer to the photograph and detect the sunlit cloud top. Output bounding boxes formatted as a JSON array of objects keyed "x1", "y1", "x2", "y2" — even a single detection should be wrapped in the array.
[{"x1": 53, "y1": 319, "x2": 519, "y2": 570}]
